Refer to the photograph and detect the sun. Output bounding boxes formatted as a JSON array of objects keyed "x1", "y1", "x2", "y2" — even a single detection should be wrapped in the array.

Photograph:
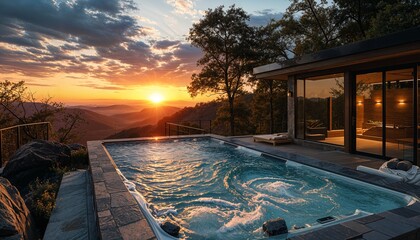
[{"x1": 149, "y1": 93, "x2": 164, "y2": 104}]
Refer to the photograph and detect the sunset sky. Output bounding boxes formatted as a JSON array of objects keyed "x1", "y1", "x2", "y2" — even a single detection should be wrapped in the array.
[{"x1": 0, "y1": 0, "x2": 288, "y2": 106}]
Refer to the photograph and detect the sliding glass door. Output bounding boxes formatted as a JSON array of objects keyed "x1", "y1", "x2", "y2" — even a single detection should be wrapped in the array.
[
  {"x1": 355, "y1": 72, "x2": 383, "y2": 156},
  {"x1": 295, "y1": 74, "x2": 345, "y2": 146},
  {"x1": 355, "y1": 66, "x2": 417, "y2": 162},
  {"x1": 385, "y1": 68, "x2": 414, "y2": 161}
]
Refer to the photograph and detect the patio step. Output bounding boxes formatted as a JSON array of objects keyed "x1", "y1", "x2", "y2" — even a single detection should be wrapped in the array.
[{"x1": 43, "y1": 170, "x2": 97, "y2": 240}]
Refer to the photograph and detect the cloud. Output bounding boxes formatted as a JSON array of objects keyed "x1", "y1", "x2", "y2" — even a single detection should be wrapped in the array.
[
  {"x1": 0, "y1": 0, "x2": 204, "y2": 88},
  {"x1": 0, "y1": 0, "x2": 142, "y2": 48},
  {"x1": 26, "y1": 82, "x2": 55, "y2": 87},
  {"x1": 79, "y1": 0, "x2": 137, "y2": 15},
  {"x1": 249, "y1": 9, "x2": 283, "y2": 26},
  {"x1": 77, "y1": 83, "x2": 132, "y2": 90},
  {"x1": 153, "y1": 40, "x2": 181, "y2": 49},
  {"x1": 166, "y1": 0, "x2": 201, "y2": 17}
]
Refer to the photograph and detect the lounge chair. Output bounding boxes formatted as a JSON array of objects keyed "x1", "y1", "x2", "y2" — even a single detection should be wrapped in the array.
[
  {"x1": 356, "y1": 165, "x2": 403, "y2": 182},
  {"x1": 253, "y1": 133, "x2": 292, "y2": 146}
]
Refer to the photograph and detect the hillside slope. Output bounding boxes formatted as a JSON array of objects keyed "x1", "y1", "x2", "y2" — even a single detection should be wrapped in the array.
[
  {"x1": 106, "y1": 101, "x2": 221, "y2": 139},
  {"x1": 54, "y1": 108, "x2": 123, "y2": 143},
  {"x1": 111, "y1": 106, "x2": 180, "y2": 127}
]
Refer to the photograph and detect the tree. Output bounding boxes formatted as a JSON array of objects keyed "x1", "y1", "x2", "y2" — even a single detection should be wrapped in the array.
[
  {"x1": 251, "y1": 21, "x2": 291, "y2": 133},
  {"x1": 0, "y1": 80, "x2": 26, "y2": 127},
  {"x1": 367, "y1": 0, "x2": 420, "y2": 37},
  {"x1": 252, "y1": 80, "x2": 288, "y2": 134},
  {"x1": 187, "y1": 5, "x2": 255, "y2": 136},
  {"x1": 278, "y1": 0, "x2": 420, "y2": 56},
  {"x1": 333, "y1": 0, "x2": 380, "y2": 42},
  {"x1": 281, "y1": 0, "x2": 341, "y2": 56},
  {"x1": 213, "y1": 95, "x2": 255, "y2": 135},
  {"x1": 0, "y1": 80, "x2": 84, "y2": 143}
]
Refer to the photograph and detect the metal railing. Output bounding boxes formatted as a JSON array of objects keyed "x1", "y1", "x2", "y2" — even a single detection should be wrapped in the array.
[
  {"x1": 0, "y1": 122, "x2": 52, "y2": 167},
  {"x1": 165, "y1": 121, "x2": 211, "y2": 136}
]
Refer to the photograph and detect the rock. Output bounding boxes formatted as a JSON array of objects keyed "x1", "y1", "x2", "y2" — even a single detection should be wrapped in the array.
[
  {"x1": 2, "y1": 140, "x2": 71, "y2": 190},
  {"x1": 161, "y1": 221, "x2": 180, "y2": 237},
  {"x1": 67, "y1": 143, "x2": 86, "y2": 151},
  {"x1": 0, "y1": 177, "x2": 38, "y2": 239},
  {"x1": 397, "y1": 161, "x2": 413, "y2": 171},
  {"x1": 262, "y1": 218, "x2": 288, "y2": 236}
]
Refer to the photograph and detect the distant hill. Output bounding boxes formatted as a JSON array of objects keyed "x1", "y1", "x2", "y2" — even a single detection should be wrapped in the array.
[
  {"x1": 110, "y1": 106, "x2": 180, "y2": 127},
  {"x1": 54, "y1": 108, "x2": 123, "y2": 144},
  {"x1": 106, "y1": 101, "x2": 221, "y2": 139},
  {"x1": 75, "y1": 104, "x2": 140, "y2": 116},
  {"x1": 2, "y1": 101, "x2": 211, "y2": 144}
]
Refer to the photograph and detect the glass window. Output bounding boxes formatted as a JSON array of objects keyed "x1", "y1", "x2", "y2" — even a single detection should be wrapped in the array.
[
  {"x1": 418, "y1": 65, "x2": 420, "y2": 163},
  {"x1": 355, "y1": 72, "x2": 383, "y2": 156},
  {"x1": 296, "y1": 79, "x2": 305, "y2": 139},
  {"x1": 304, "y1": 73, "x2": 344, "y2": 145},
  {"x1": 385, "y1": 68, "x2": 414, "y2": 161}
]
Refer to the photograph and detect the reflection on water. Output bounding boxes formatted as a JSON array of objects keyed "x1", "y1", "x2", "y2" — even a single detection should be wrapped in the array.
[{"x1": 106, "y1": 138, "x2": 408, "y2": 240}]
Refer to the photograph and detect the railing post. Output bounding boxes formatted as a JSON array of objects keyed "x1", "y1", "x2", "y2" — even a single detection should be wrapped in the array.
[
  {"x1": 168, "y1": 124, "x2": 171, "y2": 136},
  {"x1": 16, "y1": 126, "x2": 20, "y2": 149},
  {"x1": 46, "y1": 123, "x2": 49, "y2": 141},
  {"x1": 0, "y1": 131, "x2": 2, "y2": 168},
  {"x1": 177, "y1": 126, "x2": 179, "y2": 136},
  {"x1": 209, "y1": 120, "x2": 212, "y2": 134}
]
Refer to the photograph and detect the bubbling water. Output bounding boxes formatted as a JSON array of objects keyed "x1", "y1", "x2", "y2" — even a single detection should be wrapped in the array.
[{"x1": 106, "y1": 139, "x2": 410, "y2": 240}]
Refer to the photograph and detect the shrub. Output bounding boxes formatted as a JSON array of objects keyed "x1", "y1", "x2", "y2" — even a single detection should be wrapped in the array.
[
  {"x1": 26, "y1": 179, "x2": 59, "y2": 235},
  {"x1": 69, "y1": 148, "x2": 89, "y2": 169}
]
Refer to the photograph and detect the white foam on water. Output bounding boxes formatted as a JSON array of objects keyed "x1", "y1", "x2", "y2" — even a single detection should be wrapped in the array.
[
  {"x1": 252, "y1": 192, "x2": 306, "y2": 205},
  {"x1": 235, "y1": 146, "x2": 261, "y2": 156},
  {"x1": 243, "y1": 177, "x2": 296, "y2": 198},
  {"x1": 156, "y1": 208, "x2": 178, "y2": 217},
  {"x1": 218, "y1": 206, "x2": 263, "y2": 233},
  {"x1": 192, "y1": 197, "x2": 241, "y2": 208},
  {"x1": 116, "y1": 168, "x2": 178, "y2": 240},
  {"x1": 124, "y1": 180, "x2": 136, "y2": 191},
  {"x1": 184, "y1": 206, "x2": 228, "y2": 236},
  {"x1": 185, "y1": 206, "x2": 227, "y2": 219}
]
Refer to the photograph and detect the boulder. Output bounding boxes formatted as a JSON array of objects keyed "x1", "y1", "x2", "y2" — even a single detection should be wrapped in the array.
[
  {"x1": 262, "y1": 218, "x2": 288, "y2": 236},
  {"x1": 161, "y1": 221, "x2": 180, "y2": 237},
  {"x1": 67, "y1": 143, "x2": 86, "y2": 151},
  {"x1": 0, "y1": 177, "x2": 37, "y2": 239},
  {"x1": 2, "y1": 140, "x2": 71, "y2": 190}
]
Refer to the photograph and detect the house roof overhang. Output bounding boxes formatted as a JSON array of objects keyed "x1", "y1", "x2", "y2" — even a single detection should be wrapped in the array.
[{"x1": 253, "y1": 27, "x2": 420, "y2": 80}]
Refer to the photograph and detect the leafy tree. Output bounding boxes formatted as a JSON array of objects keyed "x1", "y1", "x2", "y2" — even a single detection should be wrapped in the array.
[
  {"x1": 281, "y1": 0, "x2": 341, "y2": 55},
  {"x1": 333, "y1": 0, "x2": 380, "y2": 41},
  {"x1": 251, "y1": 21, "x2": 291, "y2": 133},
  {"x1": 252, "y1": 80, "x2": 288, "y2": 134},
  {"x1": 278, "y1": 0, "x2": 420, "y2": 56},
  {"x1": 0, "y1": 80, "x2": 84, "y2": 143},
  {"x1": 187, "y1": 5, "x2": 255, "y2": 136},
  {"x1": 213, "y1": 95, "x2": 255, "y2": 135},
  {"x1": 255, "y1": 20, "x2": 293, "y2": 62},
  {"x1": 367, "y1": 0, "x2": 420, "y2": 37}
]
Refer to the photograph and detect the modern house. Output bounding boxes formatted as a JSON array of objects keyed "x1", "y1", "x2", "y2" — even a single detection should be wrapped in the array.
[{"x1": 253, "y1": 27, "x2": 420, "y2": 164}]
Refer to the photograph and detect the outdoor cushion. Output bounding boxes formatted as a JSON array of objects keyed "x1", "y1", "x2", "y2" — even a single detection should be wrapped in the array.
[
  {"x1": 386, "y1": 158, "x2": 399, "y2": 169},
  {"x1": 397, "y1": 161, "x2": 413, "y2": 171}
]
